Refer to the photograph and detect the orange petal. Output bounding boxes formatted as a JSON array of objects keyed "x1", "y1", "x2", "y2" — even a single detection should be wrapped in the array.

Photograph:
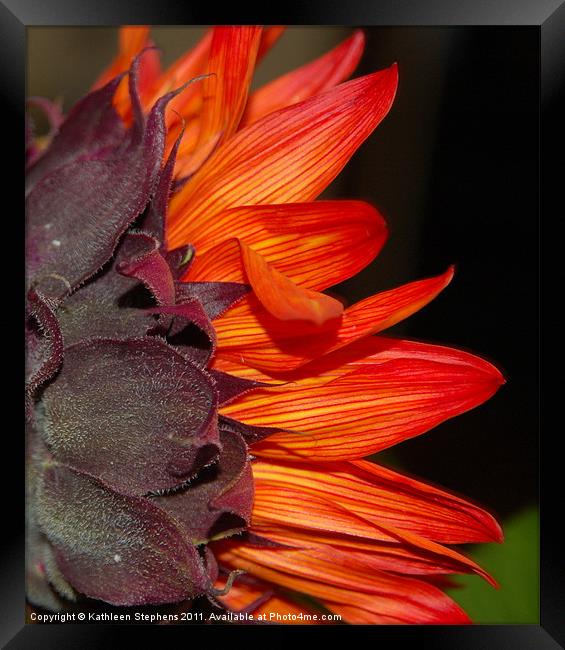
[
  {"x1": 212, "y1": 357, "x2": 279, "y2": 384},
  {"x1": 222, "y1": 353, "x2": 503, "y2": 460},
  {"x1": 167, "y1": 64, "x2": 399, "y2": 248},
  {"x1": 242, "y1": 242, "x2": 344, "y2": 325},
  {"x1": 214, "y1": 267, "x2": 454, "y2": 371},
  {"x1": 216, "y1": 543, "x2": 471, "y2": 624},
  {"x1": 190, "y1": 27, "x2": 262, "y2": 165},
  {"x1": 160, "y1": 27, "x2": 260, "y2": 177},
  {"x1": 242, "y1": 30, "x2": 365, "y2": 126},
  {"x1": 186, "y1": 237, "x2": 344, "y2": 325},
  {"x1": 217, "y1": 335, "x2": 505, "y2": 388},
  {"x1": 250, "y1": 525, "x2": 483, "y2": 580},
  {"x1": 185, "y1": 201, "x2": 387, "y2": 291},
  {"x1": 152, "y1": 29, "x2": 212, "y2": 98},
  {"x1": 250, "y1": 460, "x2": 503, "y2": 545},
  {"x1": 289, "y1": 335, "x2": 505, "y2": 385},
  {"x1": 249, "y1": 485, "x2": 495, "y2": 583},
  {"x1": 252, "y1": 484, "x2": 397, "y2": 541}
]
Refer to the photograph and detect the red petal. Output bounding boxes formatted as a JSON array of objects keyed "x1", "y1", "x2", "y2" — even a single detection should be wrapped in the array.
[
  {"x1": 167, "y1": 64, "x2": 399, "y2": 248},
  {"x1": 240, "y1": 242, "x2": 344, "y2": 325},
  {"x1": 249, "y1": 484, "x2": 495, "y2": 583},
  {"x1": 219, "y1": 335, "x2": 505, "y2": 386},
  {"x1": 251, "y1": 459, "x2": 503, "y2": 545},
  {"x1": 214, "y1": 268, "x2": 454, "y2": 371},
  {"x1": 188, "y1": 238, "x2": 344, "y2": 325},
  {"x1": 185, "y1": 200, "x2": 387, "y2": 291},
  {"x1": 242, "y1": 30, "x2": 365, "y2": 125},
  {"x1": 183, "y1": 26, "x2": 262, "y2": 175},
  {"x1": 250, "y1": 524, "x2": 487, "y2": 579},
  {"x1": 222, "y1": 348, "x2": 503, "y2": 460},
  {"x1": 216, "y1": 542, "x2": 471, "y2": 624}
]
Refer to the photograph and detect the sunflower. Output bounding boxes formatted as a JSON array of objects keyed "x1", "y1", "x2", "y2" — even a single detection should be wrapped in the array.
[{"x1": 25, "y1": 26, "x2": 504, "y2": 624}]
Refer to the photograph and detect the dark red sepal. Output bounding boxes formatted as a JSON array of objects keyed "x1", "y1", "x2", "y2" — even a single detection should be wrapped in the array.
[
  {"x1": 142, "y1": 119, "x2": 185, "y2": 243},
  {"x1": 117, "y1": 231, "x2": 175, "y2": 305},
  {"x1": 175, "y1": 281, "x2": 250, "y2": 320},
  {"x1": 26, "y1": 57, "x2": 186, "y2": 301},
  {"x1": 203, "y1": 547, "x2": 220, "y2": 584},
  {"x1": 26, "y1": 420, "x2": 73, "y2": 611},
  {"x1": 37, "y1": 463, "x2": 211, "y2": 606},
  {"x1": 25, "y1": 289, "x2": 64, "y2": 411},
  {"x1": 210, "y1": 369, "x2": 270, "y2": 406},
  {"x1": 153, "y1": 301, "x2": 217, "y2": 367},
  {"x1": 40, "y1": 337, "x2": 220, "y2": 496},
  {"x1": 152, "y1": 430, "x2": 253, "y2": 543},
  {"x1": 218, "y1": 415, "x2": 285, "y2": 445},
  {"x1": 25, "y1": 75, "x2": 125, "y2": 193},
  {"x1": 56, "y1": 252, "x2": 157, "y2": 347}
]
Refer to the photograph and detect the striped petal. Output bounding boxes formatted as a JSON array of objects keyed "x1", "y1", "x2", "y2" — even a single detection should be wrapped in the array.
[
  {"x1": 249, "y1": 484, "x2": 495, "y2": 583},
  {"x1": 250, "y1": 460, "x2": 503, "y2": 545},
  {"x1": 214, "y1": 267, "x2": 454, "y2": 371},
  {"x1": 216, "y1": 543, "x2": 471, "y2": 624},
  {"x1": 167, "y1": 64, "x2": 398, "y2": 248},
  {"x1": 222, "y1": 355, "x2": 502, "y2": 460},
  {"x1": 185, "y1": 201, "x2": 387, "y2": 291},
  {"x1": 240, "y1": 242, "x2": 344, "y2": 325},
  {"x1": 212, "y1": 357, "x2": 284, "y2": 384},
  {"x1": 242, "y1": 31, "x2": 365, "y2": 126},
  {"x1": 169, "y1": 27, "x2": 282, "y2": 176},
  {"x1": 250, "y1": 525, "x2": 487, "y2": 580},
  {"x1": 184, "y1": 26, "x2": 262, "y2": 175},
  {"x1": 187, "y1": 238, "x2": 344, "y2": 325},
  {"x1": 216, "y1": 335, "x2": 505, "y2": 387},
  {"x1": 247, "y1": 525, "x2": 470, "y2": 577}
]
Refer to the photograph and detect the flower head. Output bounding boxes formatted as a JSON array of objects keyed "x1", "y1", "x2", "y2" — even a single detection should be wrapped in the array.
[{"x1": 26, "y1": 26, "x2": 504, "y2": 623}]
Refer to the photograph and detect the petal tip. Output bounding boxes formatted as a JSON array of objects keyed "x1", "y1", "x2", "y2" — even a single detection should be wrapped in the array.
[
  {"x1": 478, "y1": 508, "x2": 505, "y2": 545},
  {"x1": 481, "y1": 360, "x2": 506, "y2": 394},
  {"x1": 350, "y1": 29, "x2": 366, "y2": 51},
  {"x1": 493, "y1": 520, "x2": 505, "y2": 544}
]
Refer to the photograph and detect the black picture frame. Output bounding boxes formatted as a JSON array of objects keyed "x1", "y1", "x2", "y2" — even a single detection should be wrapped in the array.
[{"x1": 8, "y1": 1, "x2": 557, "y2": 647}]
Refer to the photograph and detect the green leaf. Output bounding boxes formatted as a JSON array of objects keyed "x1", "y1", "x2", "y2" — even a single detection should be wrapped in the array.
[{"x1": 447, "y1": 507, "x2": 539, "y2": 623}]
